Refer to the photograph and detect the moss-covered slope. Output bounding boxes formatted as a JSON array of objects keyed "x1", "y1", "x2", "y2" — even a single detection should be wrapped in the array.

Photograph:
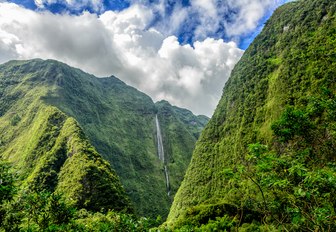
[
  {"x1": 167, "y1": 0, "x2": 336, "y2": 229},
  {"x1": 0, "y1": 59, "x2": 208, "y2": 218},
  {"x1": 0, "y1": 88, "x2": 131, "y2": 212}
]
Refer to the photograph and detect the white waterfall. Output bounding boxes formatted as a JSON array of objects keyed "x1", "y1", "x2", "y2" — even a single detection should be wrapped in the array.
[
  {"x1": 155, "y1": 115, "x2": 164, "y2": 162},
  {"x1": 155, "y1": 115, "x2": 171, "y2": 196}
]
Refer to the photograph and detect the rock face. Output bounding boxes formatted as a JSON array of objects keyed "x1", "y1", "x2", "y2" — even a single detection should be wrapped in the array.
[
  {"x1": 0, "y1": 59, "x2": 208, "y2": 217},
  {"x1": 167, "y1": 0, "x2": 336, "y2": 230}
]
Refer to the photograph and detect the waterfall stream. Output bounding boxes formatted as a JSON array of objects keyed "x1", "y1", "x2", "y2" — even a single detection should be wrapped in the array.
[{"x1": 155, "y1": 115, "x2": 171, "y2": 196}]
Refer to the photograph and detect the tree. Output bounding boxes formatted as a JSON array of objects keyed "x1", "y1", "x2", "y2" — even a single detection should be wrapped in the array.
[{"x1": 0, "y1": 160, "x2": 16, "y2": 203}]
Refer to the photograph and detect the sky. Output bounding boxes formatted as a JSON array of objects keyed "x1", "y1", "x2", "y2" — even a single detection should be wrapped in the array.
[{"x1": 0, "y1": 0, "x2": 290, "y2": 116}]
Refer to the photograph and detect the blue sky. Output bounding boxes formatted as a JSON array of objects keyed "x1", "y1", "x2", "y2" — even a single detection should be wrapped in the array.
[
  {"x1": 0, "y1": 0, "x2": 291, "y2": 116},
  {"x1": 7, "y1": 0, "x2": 289, "y2": 49},
  {"x1": 8, "y1": 0, "x2": 130, "y2": 12}
]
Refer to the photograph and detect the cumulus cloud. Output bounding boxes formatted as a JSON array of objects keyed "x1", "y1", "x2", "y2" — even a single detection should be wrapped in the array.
[
  {"x1": 0, "y1": 2, "x2": 244, "y2": 116},
  {"x1": 100, "y1": 4, "x2": 244, "y2": 115},
  {"x1": 223, "y1": 0, "x2": 273, "y2": 36},
  {"x1": 152, "y1": 37, "x2": 242, "y2": 115}
]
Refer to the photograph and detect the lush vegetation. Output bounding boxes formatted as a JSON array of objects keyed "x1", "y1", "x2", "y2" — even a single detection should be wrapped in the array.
[
  {"x1": 0, "y1": 58, "x2": 207, "y2": 219},
  {"x1": 40, "y1": 60, "x2": 208, "y2": 218},
  {"x1": 0, "y1": 159, "x2": 161, "y2": 231},
  {"x1": 0, "y1": 58, "x2": 207, "y2": 229},
  {"x1": 164, "y1": 92, "x2": 336, "y2": 231},
  {"x1": 167, "y1": 0, "x2": 336, "y2": 230},
  {"x1": 1, "y1": 0, "x2": 333, "y2": 229},
  {"x1": 0, "y1": 104, "x2": 132, "y2": 212}
]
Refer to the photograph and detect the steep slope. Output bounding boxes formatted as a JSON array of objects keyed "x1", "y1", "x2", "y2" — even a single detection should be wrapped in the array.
[
  {"x1": 0, "y1": 59, "x2": 208, "y2": 218},
  {"x1": 0, "y1": 71, "x2": 131, "y2": 212},
  {"x1": 167, "y1": 0, "x2": 336, "y2": 230}
]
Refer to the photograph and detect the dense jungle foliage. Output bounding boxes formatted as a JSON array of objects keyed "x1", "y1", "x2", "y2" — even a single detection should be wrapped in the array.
[
  {"x1": 167, "y1": 0, "x2": 336, "y2": 230},
  {"x1": 0, "y1": 160, "x2": 161, "y2": 231}
]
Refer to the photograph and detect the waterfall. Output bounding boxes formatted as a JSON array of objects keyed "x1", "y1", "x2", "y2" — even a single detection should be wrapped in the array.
[
  {"x1": 155, "y1": 115, "x2": 171, "y2": 196},
  {"x1": 155, "y1": 115, "x2": 164, "y2": 162}
]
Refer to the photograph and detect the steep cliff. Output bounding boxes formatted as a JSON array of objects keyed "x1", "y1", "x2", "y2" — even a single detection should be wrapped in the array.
[{"x1": 167, "y1": 0, "x2": 336, "y2": 230}]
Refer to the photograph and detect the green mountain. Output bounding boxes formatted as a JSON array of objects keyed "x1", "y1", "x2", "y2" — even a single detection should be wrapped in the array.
[
  {"x1": 0, "y1": 76, "x2": 131, "y2": 213},
  {"x1": 167, "y1": 0, "x2": 336, "y2": 230},
  {"x1": 0, "y1": 59, "x2": 208, "y2": 218}
]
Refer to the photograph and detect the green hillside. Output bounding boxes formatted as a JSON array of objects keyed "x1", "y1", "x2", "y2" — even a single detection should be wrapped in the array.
[
  {"x1": 167, "y1": 0, "x2": 336, "y2": 230},
  {"x1": 0, "y1": 69, "x2": 131, "y2": 213},
  {"x1": 0, "y1": 59, "x2": 208, "y2": 218}
]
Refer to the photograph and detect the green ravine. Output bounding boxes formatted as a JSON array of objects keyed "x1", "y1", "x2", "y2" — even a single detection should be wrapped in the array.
[
  {"x1": 167, "y1": 0, "x2": 336, "y2": 230},
  {"x1": 0, "y1": 59, "x2": 208, "y2": 218},
  {"x1": 0, "y1": 0, "x2": 335, "y2": 230}
]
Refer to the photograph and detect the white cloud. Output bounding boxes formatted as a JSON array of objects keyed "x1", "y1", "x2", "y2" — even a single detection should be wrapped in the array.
[
  {"x1": 0, "y1": 3, "x2": 123, "y2": 76},
  {"x1": 223, "y1": 0, "x2": 274, "y2": 36},
  {"x1": 0, "y1": 2, "x2": 244, "y2": 116}
]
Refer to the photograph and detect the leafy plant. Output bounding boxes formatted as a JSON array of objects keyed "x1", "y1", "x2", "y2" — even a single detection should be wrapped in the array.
[{"x1": 0, "y1": 160, "x2": 16, "y2": 204}]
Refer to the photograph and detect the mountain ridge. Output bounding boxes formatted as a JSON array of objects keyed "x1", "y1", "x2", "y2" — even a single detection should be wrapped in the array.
[{"x1": 0, "y1": 58, "x2": 209, "y2": 218}]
